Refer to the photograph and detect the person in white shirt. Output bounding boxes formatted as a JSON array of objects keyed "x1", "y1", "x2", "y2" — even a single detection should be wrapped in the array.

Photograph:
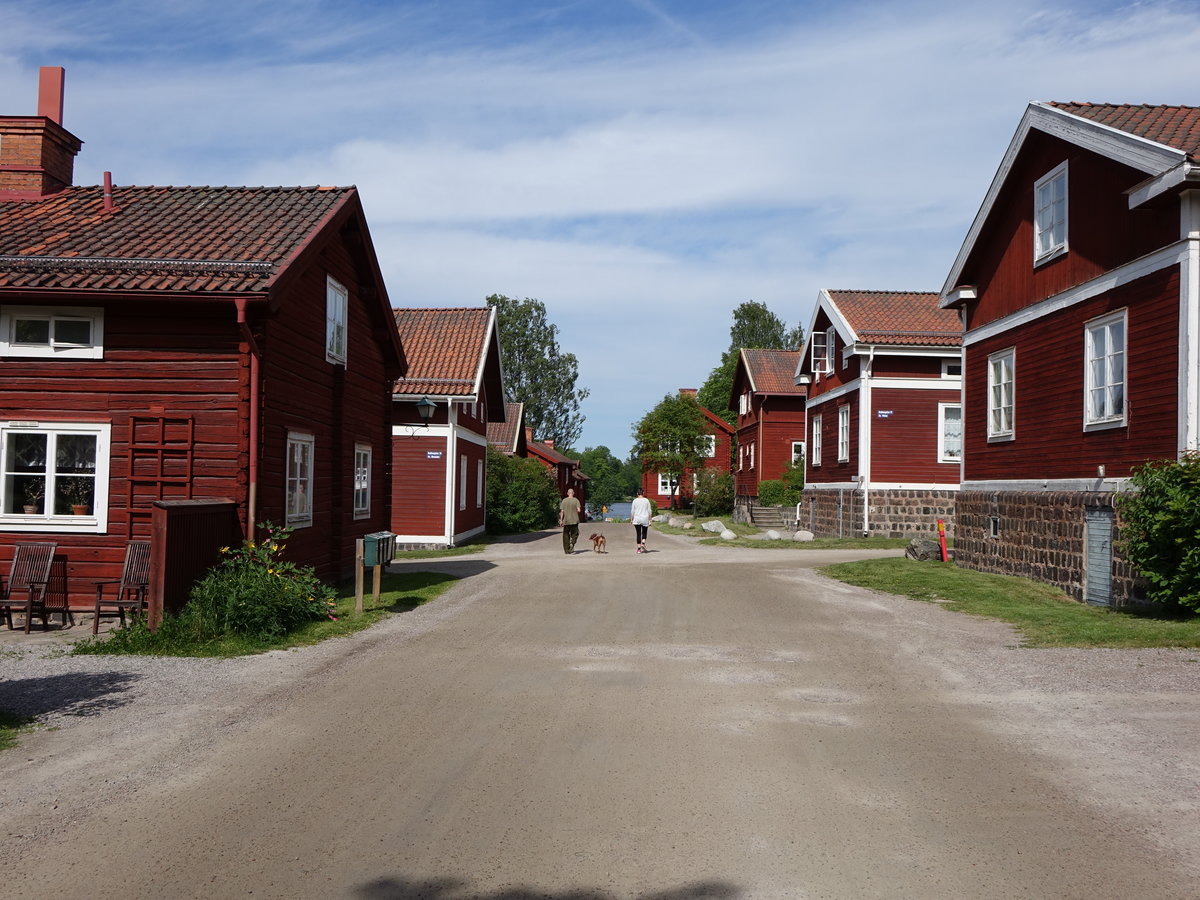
[{"x1": 630, "y1": 488, "x2": 653, "y2": 554}]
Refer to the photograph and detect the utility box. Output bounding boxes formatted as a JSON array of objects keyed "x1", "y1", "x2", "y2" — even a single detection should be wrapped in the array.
[{"x1": 362, "y1": 532, "x2": 396, "y2": 567}]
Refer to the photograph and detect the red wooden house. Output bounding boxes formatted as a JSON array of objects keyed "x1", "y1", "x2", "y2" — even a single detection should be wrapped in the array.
[
  {"x1": 640, "y1": 389, "x2": 734, "y2": 509},
  {"x1": 487, "y1": 401, "x2": 527, "y2": 457},
  {"x1": 390, "y1": 307, "x2": 505, "y2": 549},
  {"x1": 941, "y1": 101, "x2": 1200, "y2": 605},
  {"x1": 526, "y1": 430, "x2": 588, "y2": 505},
  {"x1": 0, "y1": 68, "x2": 406, "y2": 612},
  {"x1": 729, "y1": 349, "x2": 806, "y2": 519},
  {"x1": 795, "y1": 290, "x2": 961, "y2": 538}
]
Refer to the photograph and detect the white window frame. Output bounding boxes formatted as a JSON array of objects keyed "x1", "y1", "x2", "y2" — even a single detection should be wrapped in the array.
[
  {"x1": 941, "y1": 358, "x2": 962, "y2": 378},
  {"x1": 657, "y1": 472, "x2": 679, "y2": 496},
  {"x1": 702, "y1": 434, "x2": 716, "y2": 458},
  {"x1": 791, "y1": 441, "x2": 806, "y2": 465},
  {"x1": 476, "y1": 459, "x2": 484, "y2": 508},
  {"x1": 1034, "y1": 161, "x2": 1068, "y2": 265},
  {"x1": 827, "y1": 328, "x2": 837, "y2": 372},
  {"x1": 938, "y1": 403, "x2": 963, "y2": 463},
  {"x1": 748, "y1": 442, "x2": 755, "y2": 470},
  {"x1": 837, "y1": 405, "x2": 850, "y2": 462},
  {"x1": 811, "y1": 331, "x2": 828, "y2": 374},
  {"x1": 286, "y1": 431, "x2": 315, "y2": 527},
  {"x1": 325, "y1": 275, "x2": 348, "y2": 365},
  {"x1": 1084, "y1": 309, "x2": 1127, "y2": 430},
  {"x1": 0, "y1": 306, "x2": 104, "y2": 360},
  {"x1": 458, "y1": 455, "x2": 468, "y2": 510},
  {"x1": 353, "y1": 443, "x2": 371, "y2": 519},
  {"x1": 812, "y1": 415, "x2": 822, "y2": 467},
  {"x1": 987, "y1": 348, "x2": 1016, "y2": 441},
  {"x1": 0, "y1": 421, "x2": 111, "y2": 533}
]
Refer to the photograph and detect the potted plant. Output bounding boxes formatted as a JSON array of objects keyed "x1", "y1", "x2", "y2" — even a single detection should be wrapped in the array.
[
  {"x1": 62, "y1": 477, "x2": 93, "y2": 515},
  {"x1": 22, "y1": 478, "x2": 45, "y2": 514}
]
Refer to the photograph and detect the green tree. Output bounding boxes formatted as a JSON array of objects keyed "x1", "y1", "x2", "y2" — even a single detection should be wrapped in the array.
[
  {"x1": 485, "y1": 447, "x2": 561, "y2": 534},
  {"x1": 694, "y1": 469, "x2": 734, "y2": 516},
  {"x1": 632, "y1": 392, "x2": 709, "y2": 509},
  {"x1": 698, "y1": 300, "x2": 805, "y2": 424},
  {"x1": 578, "y1": 445, "x2": 637, "y2": 511},
  {"x1": 487, "y1": 294, "x2": 589, "y2": 448},
  {"x1": 1116, "y1": 453, "x2": 1200, "y2": 610}
]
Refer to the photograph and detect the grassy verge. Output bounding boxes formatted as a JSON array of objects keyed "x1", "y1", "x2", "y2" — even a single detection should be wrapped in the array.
[
  {"x1": 653, "y1": 515, "x2": 759, "y2": 537},
  {"x1": 699, "y1": 536, "x2": 913, "y2": 550},
  {"x1": 72, "y1": 570, "x2": 460, "y2": 658},
  {"x1": 822, "y1": 557, "x2": 1200, "y2": 648},
  {"x1": 0, "y1": 709, "x2": 35, "y2": 751},
  {"x1": 392, "y1": 543, "x2": 486, "y2": 560}
]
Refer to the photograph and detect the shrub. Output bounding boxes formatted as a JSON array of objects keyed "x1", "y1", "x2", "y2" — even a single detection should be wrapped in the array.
[
  {"x1": 1117, "y1": 453, "x2": 1200, "y2": 611},
  {"x1": 486, "y1": 447, "x2": 560, "y2": 533},
  {"x1": 694, "y1": 469, "x2": 734, "y2": 516},
  {"x1": 757, "y1": 479, "x2": 801, "y2": 507}
]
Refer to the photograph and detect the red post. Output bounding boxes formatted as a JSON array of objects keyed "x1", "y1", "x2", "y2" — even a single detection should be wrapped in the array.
[{"x1": 937, "y1": 518, "x2": 949, "y2": 562}]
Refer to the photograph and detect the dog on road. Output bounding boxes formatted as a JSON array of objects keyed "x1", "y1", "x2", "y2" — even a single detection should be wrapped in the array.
[{"x1": 588, "y1": 532, "x2": 607, "y2": 553}]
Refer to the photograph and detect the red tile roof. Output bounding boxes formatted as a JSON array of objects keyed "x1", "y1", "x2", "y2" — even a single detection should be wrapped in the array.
[
  {"x1": 528, "y1": 438, "x2": 579, "y2": 467},
  {"x1": 393, "y1": 307, "x2": 492, "y2": 396},
  {"x1": 828, "y1": 290, "x2": 961, "y2": 346},
  {"x1": 487, "y1": 401, "x2": 525, "y2": 454},
  {"x1": 0, "y1": 185, "x2": 354, "y2": 292},
  {"x1": 1047, "y1": 103, "x2": 1200, "y2": 160},
  {"x1": 741, "y1": 349, "x2": 803, "y2": 394}
]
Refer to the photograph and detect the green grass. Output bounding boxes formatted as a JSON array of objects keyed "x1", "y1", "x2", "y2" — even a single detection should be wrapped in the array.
[
  {"x1": 0, "y1": 709, "x2": 35, "y2": 751},
  {"x1": 392, "y1": 543, "x2": 486, "y2": 560},
  {"x1": 699, "y1": 535, "x2": 913, "y2": 550},
  {"x1": 72, "y1": 570, "x2": 460, "y2": 658},
  {"x1": 653, "y1": 514, "x2": 759, "y2": 537},
  {"x1": 822, "y1": 557, "x2": 1200, "y2": 648}
]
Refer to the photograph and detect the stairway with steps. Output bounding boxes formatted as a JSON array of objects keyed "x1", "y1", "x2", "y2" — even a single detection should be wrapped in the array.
[{"x1": 749, "y1": 505, "x2": 793, "y2": 529}]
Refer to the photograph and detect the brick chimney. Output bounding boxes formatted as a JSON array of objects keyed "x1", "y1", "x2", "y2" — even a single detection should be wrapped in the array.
[
  {"x1": 0, "y1": 67, "x2": 83, "y2": 198},
  {"x1": 679, "y1": 387, "x2": 698, "y2": 397}
]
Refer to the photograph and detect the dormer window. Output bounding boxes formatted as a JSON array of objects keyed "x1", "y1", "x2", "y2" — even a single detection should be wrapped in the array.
[{"x1": 1034, "y1": 162, "x2": 1068, "y2": 264}]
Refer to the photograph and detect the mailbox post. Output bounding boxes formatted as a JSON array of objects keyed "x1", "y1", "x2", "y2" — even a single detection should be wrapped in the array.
[{"x1": 355, "y1": 532, "x2": 396, "y2": 614}]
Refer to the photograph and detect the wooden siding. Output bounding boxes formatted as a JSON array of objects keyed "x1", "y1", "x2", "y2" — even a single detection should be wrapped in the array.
[
  {"x1": 964, "y1": 266, "x2": 1179, "y2": 481},
  {"x1": 807, "y1": 394, "x2": 858, "y2": 483},
  {"x1": 391, "y1": 434, "x2": 448, "y2": 535},
  {"x1": 873, "y1": 355, "x2": 953, "y2": 378},
  {"x1": 452, "y1": 437, "x2": 487, "y2": 535},
  {"x1": 735, "y1": 396, "x2": 806, "y2": 497},
  {"x1": 870, "y1": 387, "x2": 961, "y2": 483},
  {"x1": 963, "y1": 132, "x2": 1178, "y2": 332}
]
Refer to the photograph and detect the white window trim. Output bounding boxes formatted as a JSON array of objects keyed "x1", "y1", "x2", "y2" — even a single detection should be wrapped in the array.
[
  {"x1": 286, "y1": 431, "x2": 315, "y2": 528},
  {"x1": 0, "y1": 421, "x2": 111, "y2": 533},
  {"x1": 325, "y1": 275, "x2": 348, "y2": 366},
  {"x1": 703, "y1": 434, "x2": 716, "y2": 458},
  {"x1": 476, "y1": 459, "x2": 484, "y2": 508},
  {"x1": 791, "y1": 441, "x2": 806, "y2": 465},
  {"x1": 941, "y1": 358, "x2": 963, "y2": 379},
  {"x1": 987, "y1": 348, "x2": 1016, "y2": 442},
  {"x1": 812, "y1": 415, "x2": 822, "y2": 467},
  {"x1": 938, "y1": 403, "x2": 963, "y2": 464},
  {"x1": 811, "y1": 331, "x2": 828, "y2": 375},
  {"x1": 1083, "y1": 309, "x2": 1128, "y2": 430},
  {"x1": 458, "y1": 455, "x2": 468, "y2": 510},
  {"x1": 1034, "y1": 161, "x2": 1068, "y2": 266},
  {"x1": 656, "y1": 472, "x2": 678, "y2": 495},
  {"x1": 748, "y1": 442, "x2": 755, "y2": 470},
  {"x1": 0, "y1": 306, "x2": 104, "y2": 360},
  {"x1": 837, "y1": 406, "x2": 850, "y2": 462},
  {"x1": 353, "y1": 443, "x2": 371, "y2": 519},
  {"x1": 827, "y1": 328, "x2": 836, "y2": 373}
]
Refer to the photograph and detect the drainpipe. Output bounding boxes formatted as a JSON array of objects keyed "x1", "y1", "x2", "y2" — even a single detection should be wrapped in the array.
[
  {"x1": 235, "y1": 298, "x2": 261, "y2": 536},
  {"x1": 861, "y1": 345, "x2": 876, "y2": 537}
]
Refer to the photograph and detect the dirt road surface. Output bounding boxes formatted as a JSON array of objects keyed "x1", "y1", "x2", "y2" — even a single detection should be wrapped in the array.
[{"x1": 2, "y1": 528, "x2": 1199, "y2": 899}]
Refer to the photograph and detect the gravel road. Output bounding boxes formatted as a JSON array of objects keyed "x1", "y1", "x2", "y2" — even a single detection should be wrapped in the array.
[{"x1": 1, "y1": 529, "x2": 1198, "y2": 898}]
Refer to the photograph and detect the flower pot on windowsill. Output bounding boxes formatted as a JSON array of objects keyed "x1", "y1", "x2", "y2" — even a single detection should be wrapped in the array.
[
  {"x1": 71, "y1": 504, "x2": 90, "y2": 516},
  {"x1": 23, "y1": 505, "x2": 38, "y2": 514}
]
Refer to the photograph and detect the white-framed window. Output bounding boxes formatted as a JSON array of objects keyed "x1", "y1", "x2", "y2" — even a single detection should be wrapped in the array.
[
  {"x1": 459, "y1": 455, "x2": 468, "y2": 510},
  {"x1": 987, "y1": 348, "x2": 1015, "y2": 441},
  {"x1": 738, "y1": 445, "x2": 744, "y2": 471},
  {"x1": 941, "y1": 358, "x2": 962, "y2": 378},
  {"x1": 791, "y1": 441, "x2": 806, "y2": 465},
  {"x1": 657, "y1": 472, "x2": 679, "y2": 496},
  {"x1": 286, "y1": 432, "x2": 314, "y2": 527},
  {"x1": 325, "y1": 275, "x2": 348, "y2": 365},
  {"x1": 748, "y1": 442, "x2": 755, "y2": 470},
  {"x1": 702, "y1": 434, "x2": 716, "y2": 458},
  {"x1": 476, "y1": 459, "x2": 484, "y2": 508},
  {"x1": 811, "y1": 331, "x2": 828, "y2": 374},
  {"x1": 1034, "y1": 162, "x2": 1068, "y2": 264},
  {"x1": 938, "y1": 404, "x2": 963, "y2": 463},
  {"x1": 0, "y1": 306, "x2": 104, "y2": 360},
  {"x1": 0, "y1": 421, "x2": 111, "y2": 532},
  {"x1": 827, "y1": 328, "x2": 837, "y2": 372},
  {"x1": 812, "y1": 415, "x2": 822, "y2": 467},
  {"x1": 1085, "y1": 310, "x2": 1127, "y2": 428},
  {"x1": 353, "y1": 443, "x2": 371, "y2": 519},
  {"x1": 837, "y1": 405, "x2": 850, "y2": 462},
  {"x1": 739, "y1": 391, "x2": 750, "y2": 416}
]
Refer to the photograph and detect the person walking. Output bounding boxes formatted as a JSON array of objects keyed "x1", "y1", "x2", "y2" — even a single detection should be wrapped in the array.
[
  {"x1": 630, "y1": 487, "x2": 652, "y2": 554},
  {"x1": 559, "y1": 488, "x2": 582, "y2": 555}
]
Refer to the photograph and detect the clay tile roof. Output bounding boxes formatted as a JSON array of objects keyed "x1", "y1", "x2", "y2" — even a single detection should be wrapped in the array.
[
  {"x1": 828, "y1": 290, "x2": 961, "y2": 346},
  {"x1": 529, "y1": 439, "x2": 579, "y2": 466},
  {"x1": 392, "y1": 307, "x2": 491, "y2": 396},
  {"x1": 0, "y1": 185, "x2": 353, "y2": 292},
  {"x1": 487, "y1": 402, "x2": 525, "y2": 453},
  {"x1": 741, "y1": 349, "x2": 803, "y2": 394},
  {"x1": 1046, "y1": 102, "x2": 1200, "y2": 161}
]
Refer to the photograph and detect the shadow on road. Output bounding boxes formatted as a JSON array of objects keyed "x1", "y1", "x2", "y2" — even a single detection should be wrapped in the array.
[
  {"x1": 0, "y1": 671, "x2": 142, "y2": 718},
  {"x1": 355, "y1": 877, "x2": 740, "y2": 900}
]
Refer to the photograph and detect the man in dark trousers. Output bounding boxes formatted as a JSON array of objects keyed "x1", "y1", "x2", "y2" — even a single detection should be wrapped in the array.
[{"x1": 559, "y1": 488, "x2": 582, "y2": 554}]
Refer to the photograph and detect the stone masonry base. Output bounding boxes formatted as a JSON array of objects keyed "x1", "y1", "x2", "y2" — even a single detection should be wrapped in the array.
[{"x1": 799, "y1": 487, "x2": 956, "y2": 540}]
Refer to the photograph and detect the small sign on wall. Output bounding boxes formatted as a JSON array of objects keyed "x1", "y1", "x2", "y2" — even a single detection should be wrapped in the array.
[
  {"x1": 876, "y1": 410, "x2": 893, "y2": 418},
  {"x1": 426, "y1": 450, "x2": 443, "y2": 459}
]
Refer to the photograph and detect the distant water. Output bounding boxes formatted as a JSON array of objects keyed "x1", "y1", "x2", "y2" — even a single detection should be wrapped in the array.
[{"x1": 593, "y1": 501, "x2": 632, "y2": 520}]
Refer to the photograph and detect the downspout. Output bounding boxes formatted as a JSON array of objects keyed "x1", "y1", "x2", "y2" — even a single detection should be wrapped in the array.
[
  {"x1": 235, "y1": 298, "x2": 261, "y2": 537},
  {"x1": 861, "y1": 345, "x2": 876, "y2": 537}
]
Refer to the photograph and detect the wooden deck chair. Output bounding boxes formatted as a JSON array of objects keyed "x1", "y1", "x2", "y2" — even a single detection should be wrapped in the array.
[
  {"x1": 0, "y1": 542, "x2": 58, "y2": 633},
  {"x1": 92, "y1": 540, "x2": 152, "y2": 634}
]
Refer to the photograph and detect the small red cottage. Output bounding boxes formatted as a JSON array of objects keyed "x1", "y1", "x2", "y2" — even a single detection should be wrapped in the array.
[
  {"x1": 487, "y1": 401, "x2": 527, "y2": 457},
  {"x1": 0, "y1": 68, "x2": 406, "y2": 611},
  {"x1": 729, "y1": 349, "x2": 806, "y2": 520},
  {"x1": 390, "y1": 307, "x2": 505, "y2": 549},
  {"x1": 942, "y1": 101, "x2": 1200, "y2": 605},
  {"x1": 526, "y1": 430, "x2": 588, "y2": 505},
  {"x1": 795, "y1": 290, "x2": 961, "y2": 538},
  {"x1": 640, "y1": 389, "x2": 734, "y2": 509}
]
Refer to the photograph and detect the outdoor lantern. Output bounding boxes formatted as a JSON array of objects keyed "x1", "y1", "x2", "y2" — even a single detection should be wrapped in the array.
[{"x1": 415, "y1": 396, "x2": 437, "y2": 424}]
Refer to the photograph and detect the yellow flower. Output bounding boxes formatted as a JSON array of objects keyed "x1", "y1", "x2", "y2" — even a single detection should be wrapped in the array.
[{"x1": 219, "y1": 546, "x2": 230, "y2": 553}]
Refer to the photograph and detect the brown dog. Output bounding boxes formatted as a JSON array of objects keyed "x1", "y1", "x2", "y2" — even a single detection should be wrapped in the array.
[{"x1": 589, "y1": 532, "x2": 607, "y2": 553}]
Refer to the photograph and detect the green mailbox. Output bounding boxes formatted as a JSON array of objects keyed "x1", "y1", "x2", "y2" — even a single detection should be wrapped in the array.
[{"x1": 362, "y1": 531, "x2": 396, "y2": 567}]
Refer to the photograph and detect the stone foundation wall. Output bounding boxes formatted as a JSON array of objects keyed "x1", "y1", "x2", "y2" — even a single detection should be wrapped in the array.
[
  {"x1": 954, "y1": 490, "x2": 1143, "y2": 606},
  {"x1": 798, "y1": 488, "x2": 956, "y2": 539}
]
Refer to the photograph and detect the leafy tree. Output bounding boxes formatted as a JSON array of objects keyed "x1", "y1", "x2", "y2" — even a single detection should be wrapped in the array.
[
  {"x1": 578, "y1": 445, "x2": 638, "y2": 511},
  {"x1": 694, "y1": 469, "x2": 734, "y2": 516},
  {"x1": 698, "y1": 300, "x2": 805, "y2": 424},
  {"x1": 1116, "y1": 453, "x2": 1200, "y2": 610},
  {"x1": 632, "y1": 392, "x2": 709, "y2": 509},
  {"x1": 485, "y1": 447, "x2": 561, "y2": 534},
  {"x1": 487, "y1": 294, "x2": 589, "y2": 448}
]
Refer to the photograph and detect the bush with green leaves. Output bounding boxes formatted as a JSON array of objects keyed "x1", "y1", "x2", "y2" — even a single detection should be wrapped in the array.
[
  {"x1": 757, "y1": 478, "x2": 801, "y2": 507},
  {"x1": 694, "y1": 469, "x2": 734, "y2": 516},
  {"x1": 1116, "y1": 453, "x2": 1200, "y2": 611},
  {"x1": 486, "y1": 447, "x2": 561, "y2": 533}
]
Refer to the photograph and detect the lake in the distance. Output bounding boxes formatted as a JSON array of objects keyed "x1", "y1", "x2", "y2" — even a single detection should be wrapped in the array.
[{"x1": 593, "y1": 501, "x2": 631, "y2": 520}]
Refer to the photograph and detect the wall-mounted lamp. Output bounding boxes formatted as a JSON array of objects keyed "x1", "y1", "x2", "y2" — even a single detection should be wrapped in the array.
[{"x1": 415, "y1": 396, "x2": 436, "y2": 424}]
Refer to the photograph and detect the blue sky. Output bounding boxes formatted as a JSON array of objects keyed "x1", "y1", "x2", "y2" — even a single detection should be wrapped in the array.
[{"x1": 5, "y1": 0, "x2": 1200, "y2": 458}]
